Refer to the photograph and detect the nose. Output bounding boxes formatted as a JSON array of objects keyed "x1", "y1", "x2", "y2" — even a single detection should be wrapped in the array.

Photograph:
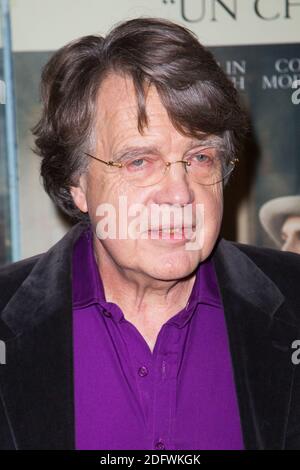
[{"x1": 153, "y1": 160, "x2": 195, "y2": 206}]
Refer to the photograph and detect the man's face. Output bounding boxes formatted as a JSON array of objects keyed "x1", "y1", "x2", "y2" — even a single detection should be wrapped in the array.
[
  {"x1": 281, "y1": 215, "x2": 300, "y2": 255},
  {"x1": 72, "y1": 73, "x2": 223, "y2": 281}
]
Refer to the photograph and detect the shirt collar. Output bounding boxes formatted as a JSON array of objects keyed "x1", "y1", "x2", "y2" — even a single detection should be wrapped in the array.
[
  {"x1": 72, "y1": 223, "x2": 106, "y2": 309},
  {"x1": 72, "y1": 223, "x2": 222, "y2": 327},
  {"x1": 167, "y1": 247, "x2": 223, "y2": 328}
]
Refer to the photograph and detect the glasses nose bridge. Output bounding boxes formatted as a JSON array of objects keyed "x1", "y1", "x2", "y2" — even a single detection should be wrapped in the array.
[{"x1": 164, "y1": 160, "x2": 190, "y2": 178}]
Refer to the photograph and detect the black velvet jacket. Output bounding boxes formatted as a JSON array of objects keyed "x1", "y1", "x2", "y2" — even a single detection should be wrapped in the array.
[{"x1": 0, "y1": 220, "x2": 300, "y2": 450}]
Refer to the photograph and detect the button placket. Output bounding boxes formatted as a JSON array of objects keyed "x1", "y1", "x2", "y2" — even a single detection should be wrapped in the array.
[
  {"x1": 155, "y1": 439, "x2": 165, "y2": 450},
  {"x1": 102, "y1": 309, "x2": 112, "y2": 318},
  {"x1": 151, "y1": 326, "x2": 182, "y2": 451},
  {"x1": 138, "y1": 365, "x2": 149, "y2": 377}
]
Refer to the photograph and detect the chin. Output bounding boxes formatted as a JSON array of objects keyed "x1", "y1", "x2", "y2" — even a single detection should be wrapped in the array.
[{"x1": 144, "y1": 251, "x2": 201, "y2": 281}]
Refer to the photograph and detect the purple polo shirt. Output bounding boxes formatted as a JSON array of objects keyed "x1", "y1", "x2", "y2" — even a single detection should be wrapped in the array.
[{"x1": 72, "y1": 224, "x2": 244, "y2": 450}]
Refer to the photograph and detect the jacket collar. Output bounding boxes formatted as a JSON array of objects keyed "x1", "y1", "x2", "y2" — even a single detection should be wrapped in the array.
[
  {"x1": 212, "y1": 236, "x2": 285, "y2": 320},
  {"x1": 1, "y1": 221, "x2": 89, "y2": 337},
  {"x1": 212, "y1": 237, "x2": 296, "y2": 449}
]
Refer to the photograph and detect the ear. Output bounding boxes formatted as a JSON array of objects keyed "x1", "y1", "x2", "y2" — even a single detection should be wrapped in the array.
[{"x1": 70, "y1": 175, "x2": 88, "y2": 213}]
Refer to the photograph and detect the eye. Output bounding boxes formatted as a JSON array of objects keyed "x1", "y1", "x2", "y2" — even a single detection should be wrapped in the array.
[
  {"x1": 124, "y1": 157, "x2": 153, "y2": 172},
  {"x1": 130, "y1": 158, "x2": 145, "y2": 167},
  {"x1": 189, "y1": 152, "x2": 212, "y2": 165},
  {"x1": 195, "y1": 153, "x2": 209, "y2": 162}
]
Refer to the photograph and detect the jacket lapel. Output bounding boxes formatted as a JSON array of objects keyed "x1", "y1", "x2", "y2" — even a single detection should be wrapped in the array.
[
  {"x1": 0, "y1": 221, "x2": 88, "y2": 449},
  {"x1": 213, "y1": 238, "x2": 297, "y2": 449}
]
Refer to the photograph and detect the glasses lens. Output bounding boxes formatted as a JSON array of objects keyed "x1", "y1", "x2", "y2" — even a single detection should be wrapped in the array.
[
  {"x1": 121, "y1": 155, "x2": 166, "y2": 188},
  {"x1": 190, "y1": 159, "x2": 236, "y2": 185},
  {"x1": 185, "y1": 147, "x2": 228, "y2": 185},
  {"x1": 119, "y1": 150, "x2": 236, "y2": 187}
]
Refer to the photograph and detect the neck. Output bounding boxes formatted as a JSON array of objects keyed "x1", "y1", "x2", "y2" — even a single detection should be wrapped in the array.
[{"x1": 92, "y1": 239, "x2": 196, "y2": 326}]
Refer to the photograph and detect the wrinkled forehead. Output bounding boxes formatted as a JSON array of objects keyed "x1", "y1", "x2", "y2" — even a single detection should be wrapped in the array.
[
  {"x1": 95, "y1": 73, "x2": 168, "y2": 133},
  {"x1": 94, "y1": 73, "x2": 221, "y2": 152}
]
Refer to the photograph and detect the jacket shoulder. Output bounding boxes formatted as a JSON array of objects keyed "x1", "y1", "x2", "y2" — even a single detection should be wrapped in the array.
[
  {"x1": 231, "y1": 241, "x2": 300, "y2": 299},
  {"x1": 0, "y1": 254, "x2": 43, "y2": 313},
  {"x1": 232, "y1": 240, "x2": 300, "y2": 269}
]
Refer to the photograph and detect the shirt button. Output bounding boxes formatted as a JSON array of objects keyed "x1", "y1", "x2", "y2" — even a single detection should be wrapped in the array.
[
  {"x1": 138, "y1": 366, "x2": 148, "y2": 377},
  {"x1": 103, "y1": 309, "x2": 111, "y2": 318},
  {"x1": 155, "y1": 440, "x2": 165, "y2": 450}
]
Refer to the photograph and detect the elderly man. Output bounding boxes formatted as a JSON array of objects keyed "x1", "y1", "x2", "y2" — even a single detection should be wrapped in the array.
[{"x1": 0, "y1": 17, "x2": 300, "y2": 451}]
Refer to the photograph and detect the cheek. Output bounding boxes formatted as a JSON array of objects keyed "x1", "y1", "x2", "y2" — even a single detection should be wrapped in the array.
[
  {"x1": 201, "y1": 186, "x2": 223, "y2": 224},
  {"x1": 199, "y1": 188, "x2": 223, "y2": 250},
  {"x1": 85, "y1": 172, "x2": 127, "y2": 220},
  {"x1": 87, "y1": 174, "x2": 151, "y2": 243}
]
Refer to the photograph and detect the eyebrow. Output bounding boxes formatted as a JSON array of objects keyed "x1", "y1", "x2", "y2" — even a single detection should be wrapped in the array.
[{"x1": 112, "y1": 137, "x2": 222, "y2": 162}]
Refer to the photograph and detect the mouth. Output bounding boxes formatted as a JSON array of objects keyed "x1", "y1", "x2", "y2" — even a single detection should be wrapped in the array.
[{"x1": 147, "y1": 225, "x2": 196, "y2": 241}]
